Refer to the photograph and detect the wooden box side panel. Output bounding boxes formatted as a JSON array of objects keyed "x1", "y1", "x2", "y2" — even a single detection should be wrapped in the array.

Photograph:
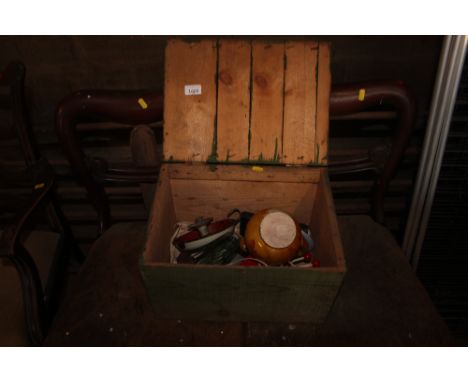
[
  {"x1": 310, "y1": 169, "x2": 346, "y2": 270},
  {"x1": 143, "y1": 165, "x2": 177, "y2": 263},
  {"x1": 144, "y1": 164, "x2": 324, "y2": 263},
  {"x1": 141, "y1": 165, "x2": 345, "y2": 323},
  {"x1": 140, "y1": 264, "x2": 344, "y2": 323},
  {"x1": 166, "y1": 163, "x2": 320, "y2": 224},
  {"x1": 163, "y1": 39, "x2": 331, "y2": 166},
  {"x1": 167, "y1": 163, "x2": 321, "y2": 183},
  {"x1": 171, "y1": 179, "x2": 316, "y2": 225},
  {"x1": 143, "y1": 165, "x2": 344, "y2": 269}
]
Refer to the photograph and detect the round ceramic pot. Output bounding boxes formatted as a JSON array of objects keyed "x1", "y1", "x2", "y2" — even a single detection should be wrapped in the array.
[{"x1": 244, "y1": 209, "x2": 301, "y2": 265}]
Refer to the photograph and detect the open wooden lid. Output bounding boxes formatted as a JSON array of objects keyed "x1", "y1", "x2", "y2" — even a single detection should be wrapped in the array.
[{"x1": 163, "y1": 38, "x2": 331, "y2": 166}]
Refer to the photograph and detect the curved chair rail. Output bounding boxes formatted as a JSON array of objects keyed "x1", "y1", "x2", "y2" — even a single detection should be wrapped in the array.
[
  {"x1": 55, "y1": 90, "x2": 164, "y2": 234},
  {"x1": 329, "y1": 80, "x2": 417, "y2": 223}
]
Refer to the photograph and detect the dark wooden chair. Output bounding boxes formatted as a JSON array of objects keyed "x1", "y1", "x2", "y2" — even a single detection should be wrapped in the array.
[
  {"x1": 44, "y1": 81, "x2": 452, "y2": 346},
  {"x1": 0, "y1": 62, "x2": 82, "y2": 345},
  {"x1": 54, "y1": 89, "x2": 163, "y2": 235},
  {"x1": 328, "y1": 80, "x2": 417, "y2": 224}
]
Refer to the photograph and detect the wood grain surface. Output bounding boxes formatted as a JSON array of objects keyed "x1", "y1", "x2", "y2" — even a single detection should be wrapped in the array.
[
  {"x1": 315, "y1": 42, "x2": 331, "y2": 164},
  {"x1": 163, "y1": 39, "x2": 217, "y2": 162},
  {"x1": 44, "y1": 218, "x2": 452, "y2": 346},
  {"x1": 141, "y1": 164, "x2": 341, "y2": 323},
  {"x1": 217, "y1": 40, "x2": 251, "y2": 162},
  {"x1": 162, "y1": 38, "x2": 330, "y2": 165},
  {"x1": 283, "y1": 41, "x2": 318, "y2": 164},
  {"x1": 249, "y1": 41, "x2": 285, "y2": 162}
]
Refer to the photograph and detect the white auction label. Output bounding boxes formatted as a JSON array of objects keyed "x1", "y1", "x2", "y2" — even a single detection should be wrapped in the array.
[{"x1": 184, "y1": 84, "x2": 202, "y2": 96}]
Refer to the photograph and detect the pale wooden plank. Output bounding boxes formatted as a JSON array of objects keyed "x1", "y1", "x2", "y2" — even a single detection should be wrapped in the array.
[
  {"x1": 283, "y1": 41, "x2": 318, "y2": 165},
  {"x1": 170, "y1": 178, "x2": 316, "y2": 224},
  {"x1": 167, "y1": 163, "x2": 320, "y2": 183},
  {"x1": 309, "y1": 169, "x2": 346, "y2": 270},
  {"x1": 144, "y1": 164, "x2": 176, "y2": 262},
  {"x1": 249, "y1": 41, "x2": 284, "y2": 163},
  {"x1": 217, "y1": 40, "x2": 251, "y2": 162},
  {"x1": 316, "y1": 42, "x2": 331, "y2": 164},
  {"x1": 140, "y1": 264, "x2": 344, "y2": 323},
  {"x1": 163, "y1": 39, "x2": 217, "y2": 162}
]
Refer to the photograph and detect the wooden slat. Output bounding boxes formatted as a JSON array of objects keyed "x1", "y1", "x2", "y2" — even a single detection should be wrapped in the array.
[
  {"x1": 162, "y1": 38, "x2": 330, "y2": 166},
  {"x1": 163, "y1": 39, "x2": 217, "y2": 162},
  {"x1": 140, "y1": 263, "x2": 344, "y2": 323},
  {"x1": 171, "y1": 178, "x2": 317, "y2": 224},
  {"x1": 167, "y1": 163, "x2": 320, "y2": 183},
  {"x1": 309, "y1": 170, "x2": 346, "y2": 270},
  {"x1": 283, "y1": 41, "x2": 318, "y2": 165},
  {"x1": 143, "y1": 165, "x2": 176, "y2": 263},
  {"x1": 217, "y1": 40, "x2": 251, "y2": 162},
  {"x1": 316, "y1": 42, "x2": 331, "y2": 164},
  {"x1": 249, "y1": 41, "x2": 284, "y2": 162}
]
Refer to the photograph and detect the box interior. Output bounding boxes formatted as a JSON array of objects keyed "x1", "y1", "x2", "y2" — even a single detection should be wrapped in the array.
[{"x1": 143, "y1": 164, "x2": 344, "y2": 270}]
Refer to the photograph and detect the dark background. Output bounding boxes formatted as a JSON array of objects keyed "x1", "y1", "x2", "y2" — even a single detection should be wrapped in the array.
[
  {"x1": 0, "y1": 36, "x2": 441, "y2": 128},
  {"x1": 0, "y1": 35, "x2": 443, "y2": 246}
]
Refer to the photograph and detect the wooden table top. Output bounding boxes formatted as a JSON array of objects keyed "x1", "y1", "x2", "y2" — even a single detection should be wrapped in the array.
[{"x1": 45, "y1": 216, "x2": 452, "y2": 346}]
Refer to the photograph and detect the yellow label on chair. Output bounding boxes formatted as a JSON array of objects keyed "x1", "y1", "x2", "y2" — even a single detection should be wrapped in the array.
[
  {"x1": 34, "y1": 183, "x2": 45, "y2": 190},
  {"x1": 358, "y1": 88, "x2": 366, "y2": 101},
  {"x1": 138, "y1": 98, "x2": 148, "y2": 109}
]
